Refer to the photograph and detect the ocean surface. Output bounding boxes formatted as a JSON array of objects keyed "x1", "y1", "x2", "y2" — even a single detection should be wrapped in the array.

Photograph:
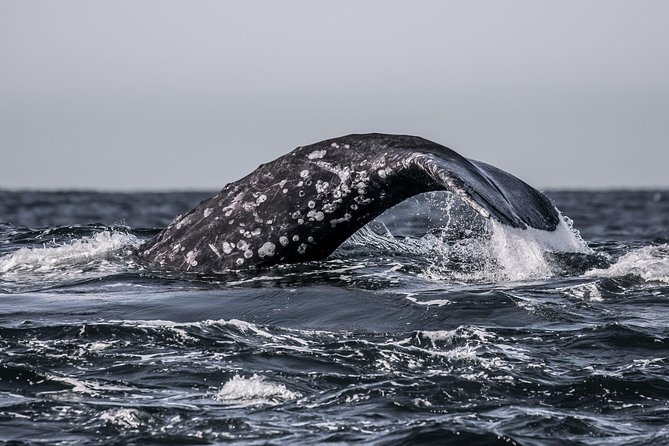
[{"x1": 0, "y1": 189, "x2": 668, "y2": 445}]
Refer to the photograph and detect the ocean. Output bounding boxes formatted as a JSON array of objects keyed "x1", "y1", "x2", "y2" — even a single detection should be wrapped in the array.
[{"x1": 0, "y1": 189, "x2": 667, "y2": 445}]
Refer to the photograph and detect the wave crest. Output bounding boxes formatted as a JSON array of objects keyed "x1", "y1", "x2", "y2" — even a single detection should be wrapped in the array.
[{"x1": 586, "y1": 244, "x2": 669, "y2": 283}]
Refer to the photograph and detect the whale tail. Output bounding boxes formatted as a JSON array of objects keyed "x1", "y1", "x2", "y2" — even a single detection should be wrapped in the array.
[
  {"x1": 412, "y1": 154, "x2": 559, "y2": 231},
  {"x1": 139, "y1": 134, "x2": 560, "y2": 272}
]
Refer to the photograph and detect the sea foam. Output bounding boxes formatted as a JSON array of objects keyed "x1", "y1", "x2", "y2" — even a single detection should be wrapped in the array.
[
  {"x1": 215, "y1": 374, "x2": 301, "y2": 406},
  {"x1": 0, "y1": 230, "x2": 140, "y2": 274},
  {"x1": 585, "y1": 244, "x2": 669, "y2": 283}
]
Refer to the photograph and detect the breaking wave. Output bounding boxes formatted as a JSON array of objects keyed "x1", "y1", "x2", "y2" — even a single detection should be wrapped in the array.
[{"x1": 585, "y1": 243, "x2": 669, "y2": 283}]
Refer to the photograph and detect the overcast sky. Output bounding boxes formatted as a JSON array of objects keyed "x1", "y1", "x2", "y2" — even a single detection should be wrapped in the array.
[{"x1": 1, "y1": 1, "x2": 668, "y2": 190}]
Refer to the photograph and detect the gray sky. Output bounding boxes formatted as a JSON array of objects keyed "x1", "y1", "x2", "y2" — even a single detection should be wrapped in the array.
[{"x1": 1, "y1": 0, "x2": 668, "y2": 190}]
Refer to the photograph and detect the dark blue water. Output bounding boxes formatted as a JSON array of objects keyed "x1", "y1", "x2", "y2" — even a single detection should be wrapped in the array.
[{"x1": 0, "y1": 190, "x2": 668, "y2": 445}]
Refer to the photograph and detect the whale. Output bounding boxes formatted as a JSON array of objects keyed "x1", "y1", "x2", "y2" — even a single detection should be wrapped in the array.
[{"x1": 138, "y1": 133, "x2": 560, "y2": 272}]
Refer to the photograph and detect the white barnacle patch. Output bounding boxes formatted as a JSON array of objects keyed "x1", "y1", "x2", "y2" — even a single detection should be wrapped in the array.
[
  {"x1": 298, "y1": 243, "x2": 308, "y2": 254},
  {"x1": 330, "y1": 213, "x2": 352, "y2": 227},
  {"x1": 298, "y1": 218, "x2": 304, "y2": 224},
  {"x1": 300, "y1": 170, "x2": 310, "y2": 178},
  {"x1": 222, "y1": 191, "x2": 245, "y2": 217},
  {"x1": 204, "y1": 208, "x2": 213, "y2": 218},
  {"x1": 256, "y1": 194, "x2": 267, "y2": 204},
  {"x1": 175, "y1": 216, "x2": 190, "y2": 230},
  {"x1": 282, "y1": 188, "x2": 288, "y2": 193},
  {"x1": 236, "y1": 258, "x2": 244, "y2": 266},
  {"x1": 344, "y1": 144, "x2": 350, "y2": 149},
  {"x1": 279, "y1": 236, "x2": 289, "y2": 246},
  {"x1": 185, "y1": 250, "x2": 198, "y2": 267},
  {"x1": 377, "y1": 169, "x2": 387, "y2": 179},
  {"x1": 236, "y1": 240, "x2": 249, "y2": 251},
  {"x1": 322, "y1": 202, "x2": 337, "y2": 213},
  {"x1": 222, "y1": 242, "x2": 234, "y2": 254},
  {"x1": 292, "y1": 235, "x2": 300, "y2": 242},
  {"x1": 291, "y1": 211, "x2": 302, "y2": 219},
  {"x1": 308, "y1": 200, "x2": 316, "y2": 209},
  {"x1": 307, "y1": 236, "x2": 314, "y2": 243},
  {"x1": 330, "y1": 142, "x2": 339, "y2": 149},
  {"x1": 257, "y1": 242, "x2": 276, "y2": 258},
  {"x1": 307, "y1": 149, "x2": 326, "y2": 160},
  {"x1": 315, "y1": 180, "x2": 329, "y2": 194},
  {"x1": 243, "y1": 249, "x2": 254, "y2": 259},
  {"x1": 307, "y1": 210, "x2": 325, "y2": 221}
]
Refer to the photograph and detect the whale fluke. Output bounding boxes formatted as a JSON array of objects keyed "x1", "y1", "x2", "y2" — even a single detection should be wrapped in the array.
[{"x1": 138, "y1": 134, "x2": 559, "y2": 272}]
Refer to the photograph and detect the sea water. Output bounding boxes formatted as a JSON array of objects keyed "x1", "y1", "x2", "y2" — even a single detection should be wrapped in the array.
[{"x1": 0, "y1": 190, "x2": 668, "y2": 445}]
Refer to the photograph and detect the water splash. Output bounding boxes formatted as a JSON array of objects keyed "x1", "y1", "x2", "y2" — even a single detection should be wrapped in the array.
[
  {"x1": 345, "y1": 214, "x2": 590, "y2": 283},
  {"x1": 0, "y1": 230, "x2": 140, "y2": 273},
  {"x1": 482, "y1": 216, "x2": 591, "y2": 281},
  {"x1": 0, "y1": 230, "x2": 142, "y2": 291},
  {"x1": 585, "y1": 244, "x2": 669, "y2": 283}
]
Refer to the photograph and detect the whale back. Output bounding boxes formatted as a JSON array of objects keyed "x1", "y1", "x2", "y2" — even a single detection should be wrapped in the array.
[{"x1": 139, "y1": 134, "x2": 559, "y2": 272}]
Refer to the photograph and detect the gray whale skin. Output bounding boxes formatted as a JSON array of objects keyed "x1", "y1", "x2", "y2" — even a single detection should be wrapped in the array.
[{"x1": 139, "y1": 133, "x2": 559, "y2": 272}]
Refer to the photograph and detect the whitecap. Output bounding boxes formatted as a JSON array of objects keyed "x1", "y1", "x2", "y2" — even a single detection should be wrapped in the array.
[
  {"x1": 215, "y1": 374, "x2": 301, "y2": 406},
  {"x1": 585, "y1": 244, "x2": 669, "y2": 283}
]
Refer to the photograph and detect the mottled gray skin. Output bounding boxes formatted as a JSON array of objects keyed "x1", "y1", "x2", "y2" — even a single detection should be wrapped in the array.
[{"x1": 139, "y1": 133, "x2": 559, "y2": 272}]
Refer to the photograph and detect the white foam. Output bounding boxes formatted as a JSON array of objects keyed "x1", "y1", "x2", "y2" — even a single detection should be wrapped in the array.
[
  {"x1": 345, "y1": 214, "x2": 590, "y2": 283},
  {"x1": 561, "y1": 282, "x2": 603, "y2": 301},
  {"x1": 0, "y1": 231, "x2": 141, "y2": 274},
  {"x1": 585, "y1": 244, "x2": 669, "y2": 283},
  {"x1": 420, "y1": 326, "x2": 496, "y2": 345},
  {"x1": 483, "y1": 216, "x2": 591, "y2": 281},
  {"x1": 405, "y1": 295, "x2": 451, "y2": 307},
  {"x1": 99, "y1": 408, "x2": 143, "y2": 429},
  {"x1": 219, "y1": 318, "x2": 274, "y2": 338},
  {"x1": 215, "y1": 374, "x2": 301, "y2": 405}
]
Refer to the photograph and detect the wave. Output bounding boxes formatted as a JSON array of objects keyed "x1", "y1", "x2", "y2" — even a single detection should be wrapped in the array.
[
  {"x1": 0, "y1": 230, "x2": 140, "y2": 274},
  {"x1": 215, "y1": 374, "x2": 302, "y2": 406},
  {"x1": 0, "y1": 229, "x2": 142, "y2": 292},
  {"x1": 585, "y1": 244, "x2": 669, "y2": 283}
]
